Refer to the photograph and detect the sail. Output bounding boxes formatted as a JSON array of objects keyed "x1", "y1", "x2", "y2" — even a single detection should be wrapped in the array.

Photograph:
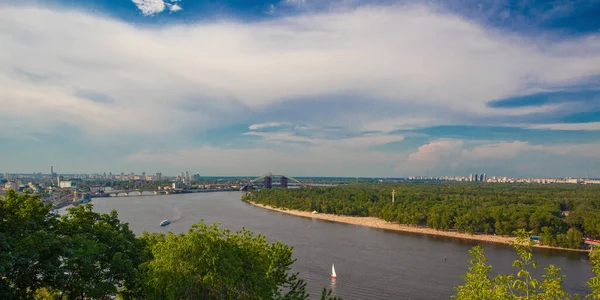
[{"x1": 331, "y1": 264, "x2": 337, "y2": 278}]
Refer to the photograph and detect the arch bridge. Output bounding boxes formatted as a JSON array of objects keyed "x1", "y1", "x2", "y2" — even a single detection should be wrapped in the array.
[{"x1": 240, "y1": 173, "x2": 306, "y2": 191}]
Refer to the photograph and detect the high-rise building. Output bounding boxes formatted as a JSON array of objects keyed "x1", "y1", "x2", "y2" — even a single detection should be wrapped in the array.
[
  {"x1": 474, "y1": 174, "x2": 478, "y2": 182},
  {"x1": 469, "y1": 174, "x2": 473, "y2": 182},
  {"x1": 156, "y1": 172, "x2": 162, "y2": 182},
  {"x1": 480, "y1": 174, "x2": 485, "y2": 182}
]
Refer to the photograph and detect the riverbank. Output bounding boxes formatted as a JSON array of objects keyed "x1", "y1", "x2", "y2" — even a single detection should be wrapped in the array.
[{"x1": 248, "y1": 201, "x2": 590, "y2": 253}]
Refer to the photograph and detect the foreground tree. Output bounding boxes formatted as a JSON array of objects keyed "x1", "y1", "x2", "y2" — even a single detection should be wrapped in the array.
[
  {"x1": 452, "y1": 246, "x2": 510, "y2": 299},
  {"x1": 0, "y1": 191, "x2": 65, "y2": 299},
  {"x1": 1, "y1": 192, "x2": 148, "y2": 299},
  {"x1": 126, "y1": 220, "x2": 332, "y2": 300},
  {"x1": 453, "y1": 229, "x2": 577, "y2": 299},
  {"x1": 588, "y1": 249, "x2": 600, "y2": 299},
  {"x1": 56, "y1": 205, "x2": 149, "y2": 299}
]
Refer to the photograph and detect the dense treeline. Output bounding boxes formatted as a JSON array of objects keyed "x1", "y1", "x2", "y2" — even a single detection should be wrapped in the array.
[
  {"x1": 0, "y1": 191, "x2": 340, "y2": 300},
  {"x1": 243, "y1": 182, "x2": 600, "y2": 249}
]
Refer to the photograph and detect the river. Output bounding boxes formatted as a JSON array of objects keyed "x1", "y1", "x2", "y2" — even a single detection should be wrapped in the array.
[{"x1": 87, "y1": 191, "x2": 593, "y2": 299}]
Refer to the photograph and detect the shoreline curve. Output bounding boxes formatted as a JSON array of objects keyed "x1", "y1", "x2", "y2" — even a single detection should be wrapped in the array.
[{"x1": 247, "y1": 201, "x2": 590, "y2": 253}]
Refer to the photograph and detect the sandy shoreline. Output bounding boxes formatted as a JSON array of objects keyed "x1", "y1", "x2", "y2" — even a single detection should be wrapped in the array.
[{"x1": 248, "y1": 201, "x2": 590, "y2": 253}]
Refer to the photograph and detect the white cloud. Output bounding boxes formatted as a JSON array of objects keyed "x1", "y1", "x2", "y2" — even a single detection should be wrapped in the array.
[
  {"x1": 167, "y1": 4, "x2": 182, "y2": 13},
  {"x1": 131, "y1": 0, "x2": 166, "y2": 16},
  {"x1": 283, "y1": 0, "x2": 306, "y2": 7},
  {"x1": 526, "y1": 122, "x2": 600, "y2": 131},
  {"x1": 248, "y1": 122, "x2": 289, "y2": 130},
  {"x1": 400, "y1": 139, "x2": 600, "y2": 176},
  {"x1": 358, "y1": 117, "x2": 442, "y2": 132},
  {"x1": 1, "y1": 3, "x2": 599, "y2": 145},
  {"x1": 243, "y1": 131, "x2": 405, "y2": 148},
  {"x1": 406, "y1": 139, "x2": 464, "y2": 165}
]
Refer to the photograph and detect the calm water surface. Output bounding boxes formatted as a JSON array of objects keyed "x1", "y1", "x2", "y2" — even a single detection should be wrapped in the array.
[{"x1": 85, "y1": 192, "x2": 593, "y2": 299}]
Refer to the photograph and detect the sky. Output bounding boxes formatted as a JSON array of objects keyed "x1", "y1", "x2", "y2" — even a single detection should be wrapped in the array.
[{"x1": 1, "y1": 0, "x2": 600, "y2": 178}]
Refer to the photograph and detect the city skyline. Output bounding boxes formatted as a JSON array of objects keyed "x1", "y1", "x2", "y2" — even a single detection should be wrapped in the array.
[
  {"x1": 3, "y1": 168, "x2": 599, "y2": 181},
  {"x1": 1, "y1": 0, "x2": 600, "y2": 177}
]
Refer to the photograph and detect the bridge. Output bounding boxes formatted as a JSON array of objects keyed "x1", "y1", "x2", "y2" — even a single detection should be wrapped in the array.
[
  {"x1": 239, "y1": 173, "x2": 336, "y2": 191},
  {"x1": 94, "y1": 188, "x2": 236, "y2": 197},
  {"x1": 96, "y1": 189, "x2": 183, "y2": 197}
]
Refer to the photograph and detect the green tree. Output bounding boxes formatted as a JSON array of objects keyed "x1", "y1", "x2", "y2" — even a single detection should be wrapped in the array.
[
  {"x1": 56, "y1": 204, "x2": 148, "y2": 299},
  {"x1": 452, "y1": 246, "x2": 510, "y2": 299},
  {"x1": 564, "y1": 228, "x2": 583, "y2": 249},
  {"x1": 510, "y1": 229, "x2": 541, "y2": 298},
  {"x1": 453, "y1": 230, "x2": 573, "y2": 299},
  {"x1": 127, "y1": 220, "x2": 332, "y2": 300},
  {"x1": 588, "y1": 249, "x2": 600, "y2": 299},
  {"x1": 540, "y1": 226, "x2": 557, "y2": 246},
  {"x1": 0, "y1": 191, "x2": 65, "y2": 299}
]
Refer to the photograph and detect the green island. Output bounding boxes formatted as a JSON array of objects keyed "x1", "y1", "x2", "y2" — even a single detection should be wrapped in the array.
[{"x1": 243, "y1": 182, "x2": 600, "y2": 250}]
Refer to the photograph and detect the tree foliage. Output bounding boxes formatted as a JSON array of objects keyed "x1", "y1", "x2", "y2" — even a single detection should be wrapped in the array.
[
  {"x1": 453, "y1": 229, "x2": 581, "y2": 299},
  {"x1": 588, "y1": 249, "x2": 600, "y2": 299},
  {"x1": 1, "y1": 190, "x2": 340, "y2": 299},
  {"x1": 125, "y1": 221, "x2": 311, "y2": 300},
  {"x1": 244, "y1": 182, "x2": 599, "y2": 249}
]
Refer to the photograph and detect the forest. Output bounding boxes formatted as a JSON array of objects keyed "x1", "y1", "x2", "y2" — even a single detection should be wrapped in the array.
[
  {"x1": 242, "y1": 182, "x2": 600, "y2": 249},
  {"x1": 0, "y1": 191, "x2": 340, "y2": 300}
]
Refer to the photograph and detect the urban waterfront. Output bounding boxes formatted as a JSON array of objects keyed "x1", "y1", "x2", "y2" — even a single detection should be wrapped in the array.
[{"x1": 85, "y1": 191, "x2": 594, "y2": 300}]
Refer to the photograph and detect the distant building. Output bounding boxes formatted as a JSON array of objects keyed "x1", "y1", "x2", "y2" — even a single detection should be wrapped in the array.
[
  {"x1": 59, "y1": 181, "x2": 76, "y2": 189},
  {"x1": 474, "y1": 174, "x2": 478, "y2": 182},
  {"x1": 469, "y1": 174, "x2": 473, "y2": 182},
  {"x1": 480, "y1": 174, "x2": 484, "y2": 182},
  {"x1": 4, "y1": 180, "x2": 20, "y2": 191}
]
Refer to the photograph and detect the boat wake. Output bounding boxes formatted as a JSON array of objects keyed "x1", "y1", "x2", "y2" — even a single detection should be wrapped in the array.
[{"x1": 171, "y1": 205, "x2": 183, "y2": 223}]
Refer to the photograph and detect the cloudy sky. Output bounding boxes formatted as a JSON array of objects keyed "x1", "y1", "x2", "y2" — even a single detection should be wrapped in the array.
[{"x1": 1, "y1": 0, "x2": 600, "y2": 177}]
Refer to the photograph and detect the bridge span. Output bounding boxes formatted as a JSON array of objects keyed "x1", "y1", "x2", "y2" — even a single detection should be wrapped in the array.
[{"x1": 239, "y1": 173, "x2": 336, "y2": 191}]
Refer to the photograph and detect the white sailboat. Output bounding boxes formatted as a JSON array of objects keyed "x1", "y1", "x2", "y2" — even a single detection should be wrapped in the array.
[{"x1": 331, "y1": 264, "x2": 337, "y2": 279}]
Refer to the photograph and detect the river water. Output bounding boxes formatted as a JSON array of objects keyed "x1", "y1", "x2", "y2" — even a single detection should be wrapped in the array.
[{"x1": 88, "y1": 191, "x2": 593, "y2": 299}]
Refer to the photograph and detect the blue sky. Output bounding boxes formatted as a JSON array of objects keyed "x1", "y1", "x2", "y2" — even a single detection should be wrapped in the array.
[{"x1": 1, "y1": 0, "x2": 600, "y2": 177}]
